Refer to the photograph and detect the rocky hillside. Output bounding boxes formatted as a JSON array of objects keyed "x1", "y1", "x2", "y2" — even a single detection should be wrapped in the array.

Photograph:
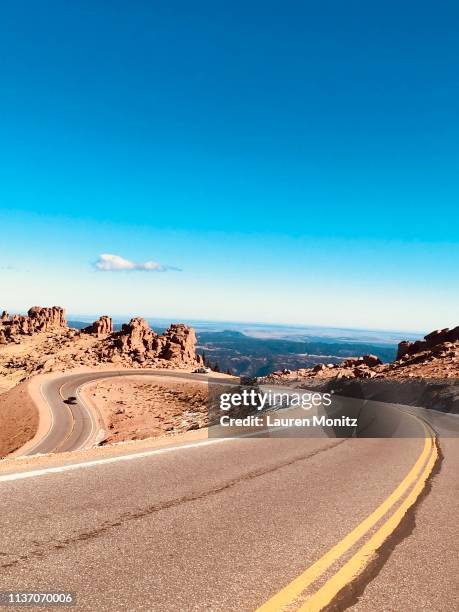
[
  {"x1": 0, "y1": 306, "x2": 203, "y2": 392},
  {"x1": 264, "y1": 326, "x2": 459, "y2": 384}
]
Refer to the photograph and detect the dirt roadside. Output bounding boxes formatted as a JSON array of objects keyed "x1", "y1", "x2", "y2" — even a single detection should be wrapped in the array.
[
  {"x1": 0, "y1": 382, "x2": 39, "y2": 457},
  {"x1": 79, "y1": 375, "x2": 209, "y2": 445}
]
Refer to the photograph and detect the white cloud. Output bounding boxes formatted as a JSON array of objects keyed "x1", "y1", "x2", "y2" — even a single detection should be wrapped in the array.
[{"x1": 94, "y1": 254, "x2": 181, "y2": 272}]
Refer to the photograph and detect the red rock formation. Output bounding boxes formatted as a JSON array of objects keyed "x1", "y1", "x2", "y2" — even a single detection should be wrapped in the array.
[
  {"x1": 264, "y1": 328, "x2": 458, "y2": 384},
  {"x1": 114, "y1": 317, "x2": 159, "y2": 359},
  {"x1": 396, "y1": 326, "x2": 459, "y2": 360},
  {"x1": 27, "y1": 306, "x2": 66, "y2": 330},
  {"x1": 160, "y1": 324, "x2": 202, "y2": 364},
  {"x1": 341, "y1": 354, "x2": 382, "y2": 368},
  {"x1": 83, "y1": 316, "x2": 113, "y2": 337},
  {"x1": 1, "y1": 305, "x2": 202, "y2": 371},
  {"x1": 0, "y1": 306, "x2": 67, "y2": 343},
  {"x1": 109, "y1": 318, "x2": 201, "y2": 365}
]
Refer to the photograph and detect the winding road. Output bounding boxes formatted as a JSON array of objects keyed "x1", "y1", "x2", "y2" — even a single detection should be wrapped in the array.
[
  {"x1": 24, "y1": 370, "x2": 222, "y2": 455},
  {"x1": 0, "y1": 370, "x2": 458, "y2": 611}
]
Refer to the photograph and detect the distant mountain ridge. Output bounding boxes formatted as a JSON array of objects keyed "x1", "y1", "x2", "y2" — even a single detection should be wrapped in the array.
[
  {"x1": 195, "y1": 329, "x2": 397, "y2": 376},
  {"x1": 263, "y1": 325, "x2": 459, "y2": 385},
  {"x1": 64, "y1": 323, "x2": 401, "y2": 377}
]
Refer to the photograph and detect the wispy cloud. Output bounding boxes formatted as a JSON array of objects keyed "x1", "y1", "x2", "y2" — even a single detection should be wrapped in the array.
[
  {"x1": 0, "y1": 265, "x2": 22, "y2": 271},
  {"x1": 94, "y1": 253, "x2": 181, "y2": 272}
]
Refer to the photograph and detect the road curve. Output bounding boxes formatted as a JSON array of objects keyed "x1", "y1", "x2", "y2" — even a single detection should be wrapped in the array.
[
  {"x1": 23, "y1": 370, "x2": 229, "y2": 456},
  {"x1": 5, "y1": 371, "x2": 456, "y2": 610},
  {"x1": 1, "y1": 402, "x2": 448, "y2": 611},
  {"x1": 23, "y1": 369, "x2": 459, "y2": 456}
]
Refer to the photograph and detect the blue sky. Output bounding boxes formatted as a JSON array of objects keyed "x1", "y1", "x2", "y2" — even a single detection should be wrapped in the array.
[{"x1": 0, "y1": 1, "x2": 458, "y2": 332}]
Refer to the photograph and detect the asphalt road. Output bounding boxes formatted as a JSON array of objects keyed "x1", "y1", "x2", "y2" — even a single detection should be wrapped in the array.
[
  {"x1": 23, "y1": 369, "x2": 459, "y2": 455},
  {"x1": 1, "y1": 409, "x2": 455, "y2": 611},
  {"x1": 24, "y1": 370, "x2": 226, "y2": 456},
  {"x1": 3, "y1": 371, "x2": 457, "y2": 610}
]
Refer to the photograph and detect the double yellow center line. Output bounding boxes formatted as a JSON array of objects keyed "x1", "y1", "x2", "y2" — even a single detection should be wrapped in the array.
[{"x1": 257, "y1": 421, "x2": 438, "y2": 611}]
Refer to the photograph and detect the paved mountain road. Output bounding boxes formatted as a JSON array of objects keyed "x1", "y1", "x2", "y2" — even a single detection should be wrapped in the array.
[
  {"x1": 24, "y1": 370, "x2": 222, "y2": 456},
  {"x1": 1, "y1": 370, "x2": 456, "y2": 610},
  {"x1": 1, "y1": 411, "x2": 452, "y2": 611}
]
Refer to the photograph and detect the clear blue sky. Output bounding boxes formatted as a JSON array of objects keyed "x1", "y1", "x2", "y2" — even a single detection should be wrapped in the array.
[{"x1": 0, "y1": 1, "x2": 458, "y2": 332}]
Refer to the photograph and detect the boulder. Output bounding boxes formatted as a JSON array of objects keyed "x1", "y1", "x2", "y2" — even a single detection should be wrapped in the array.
[{"x1": 362, "y1": 354, "x2": 382, "y2": 367}]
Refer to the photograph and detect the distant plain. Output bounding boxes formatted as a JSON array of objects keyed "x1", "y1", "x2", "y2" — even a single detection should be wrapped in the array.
[{"x1": 68, "y1": 317, "x2": 420, "y2": 376}]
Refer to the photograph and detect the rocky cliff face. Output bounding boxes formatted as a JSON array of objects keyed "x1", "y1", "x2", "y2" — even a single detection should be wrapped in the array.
[{"x1": 0, "y1": 307, "x2": 67, "y2": 344}]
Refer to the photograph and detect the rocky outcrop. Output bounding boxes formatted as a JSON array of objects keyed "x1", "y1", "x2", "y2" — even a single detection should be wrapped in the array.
[
  {"x1": 160, "y1": 324, "x2": 200, "y2": 364},
  {"x1": 114, "y1": 317, "x2": 158, "y2": 357},
  {"x1": 0, "y1": 306, "x2": 67, "y2": 344},
  {"x1": 396, "y1": 326, "x2": 459, "y2": 360},
  {"x1": 109, "y1": 318, "x2": 202, "y2": 365},
  {"x1": 263, "y1": 329, "x2": 458, "y2": 384},
  {"x1": 1, "y1": 305, "x2": 202, "y2": 384},
  {"x1": 27, "y1": 306, "x2": 66, "y2": 329},
  {"x1": 341, "y1": 354, "x2": 382, "y2": 368},
  {"x1": 83, "y1": 316, "x2": 113, "y2": 337}
]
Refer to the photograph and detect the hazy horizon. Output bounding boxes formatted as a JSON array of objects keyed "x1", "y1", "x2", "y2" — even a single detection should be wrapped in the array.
[
  {"x1": 1, "y1": 305, "x2": 424, "y2": 343},
  {"x1": 0, "y1": 302, "x2": 436, "y2": 339}
]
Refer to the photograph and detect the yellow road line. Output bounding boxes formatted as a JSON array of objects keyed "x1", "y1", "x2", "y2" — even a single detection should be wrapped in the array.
[
  {"x1": 299, "y1": 428, "x2": 438, "y2": 611},
  {"x1": 52, "y1": 382, "x2": 76, "y2": 453},
  {"x1": 257, "y1": 431, "x2": 434, "y2": 612}
]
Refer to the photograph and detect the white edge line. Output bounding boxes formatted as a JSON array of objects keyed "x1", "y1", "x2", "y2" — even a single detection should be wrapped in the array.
[
  {"x1": 75, "y1": 384, "x2": 98, "y2": 448},
  {"x1": 23, "y1": 381, "x2": 56, "y2": 456},
  {"x1": 0, "y1": 437, "x2": 233, "y2": 483}
]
